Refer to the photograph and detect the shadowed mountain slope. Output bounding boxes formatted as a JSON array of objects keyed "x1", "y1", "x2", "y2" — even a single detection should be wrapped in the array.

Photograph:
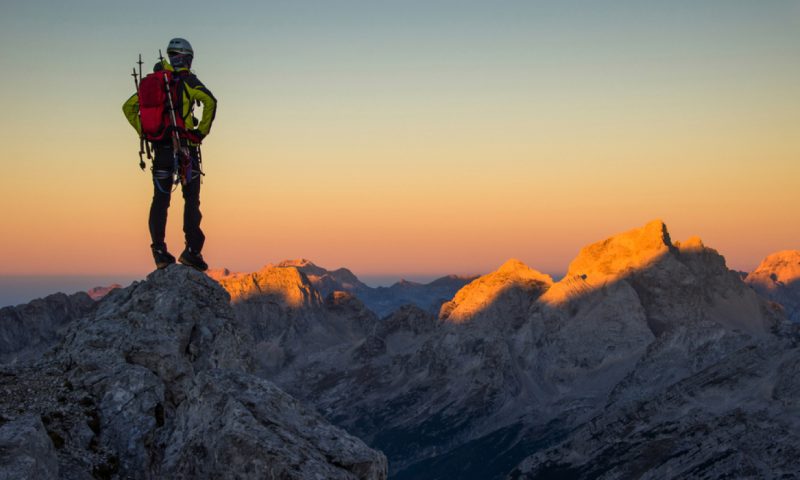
[{"x1": 214, "y1": 220, "x2": 792, "y2": 479}]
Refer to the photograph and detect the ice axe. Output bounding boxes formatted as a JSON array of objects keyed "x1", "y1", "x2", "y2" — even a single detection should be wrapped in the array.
[{"x1": 131, "y1": 54, "x2": 147, "y2": 170}]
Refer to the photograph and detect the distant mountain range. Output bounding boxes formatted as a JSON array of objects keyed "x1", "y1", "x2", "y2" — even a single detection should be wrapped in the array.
[
  {"x1": 209, "y1": 259, "x2": 479, "y2": 318},
  {"x1": 188, "y1": 220, "x2": 800, "y2": 478},
  {"x1": 1, "y1": 220, "x2": 798, "y2": 479}
]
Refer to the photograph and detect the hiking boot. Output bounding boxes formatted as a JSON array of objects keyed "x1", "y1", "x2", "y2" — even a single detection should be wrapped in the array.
[
  {"x1": 179, "y1": 248, "x2": 208, "y2": 271},
  {"x1": 151, "y1": 244, "x2": 176, "y2": 269}
]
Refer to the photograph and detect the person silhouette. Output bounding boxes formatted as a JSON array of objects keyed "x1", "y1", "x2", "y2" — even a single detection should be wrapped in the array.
[{"x1": 123, "y1": 38, "x2": 217, "y2": 271}]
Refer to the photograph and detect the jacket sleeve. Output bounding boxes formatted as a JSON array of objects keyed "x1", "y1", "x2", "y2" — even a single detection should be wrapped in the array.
[
  {"x1": 183, "y1": 75, "x2": 217, "y2": 137},
  {"x1": 122, "y1": 93, "x2": 142, "y2": 135}
]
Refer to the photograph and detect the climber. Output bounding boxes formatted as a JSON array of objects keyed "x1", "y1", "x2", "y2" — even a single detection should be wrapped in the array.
[{"x1": 122, "y1": 37, "x2": 217, "y2": 271}]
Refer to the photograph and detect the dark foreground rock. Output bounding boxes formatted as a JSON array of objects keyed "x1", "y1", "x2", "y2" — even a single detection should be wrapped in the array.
[
  {"x1": 0, "y1": 266, "x2": 387, "y2": 479},
  {"x1": 0, "y1": 414, "x2": 59, "y2": 480}
]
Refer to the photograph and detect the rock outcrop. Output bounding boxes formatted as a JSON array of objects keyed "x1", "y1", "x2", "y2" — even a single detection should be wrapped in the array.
[
  {"x1": 747, "y1": 250, "x2": 800, "y2": 322},
  {"x1": 440, "y1": 259, "x2": 552, "y2": 324},
  {"x1": 0, "y1": 266, "x2": 387, "y2": 479},
  {"x1": 506, "y1": 224, "x2": 795, "y2": 479},
  {"x1": 0, "y1": 415, "x2": 59, "y2": 480},
  {"x1": 86, "y1": 285, "x2": 121, "y2": 301},
  {"x1": 216, "y1": 264, "x2": 323, "y2": 309},
  {"x1": 509, "y1": 339, "x2": 800, "y2": 479},
  {"x1": 565, "y1": 219, "x2": 675, "y2": 284},
  {"x1": 276, "y1": 259, "x2": 371, "y2": 298}
]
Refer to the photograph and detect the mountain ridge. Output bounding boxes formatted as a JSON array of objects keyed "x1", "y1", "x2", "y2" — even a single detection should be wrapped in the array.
[
  {"x1": 212, "y1": 260, "x2": 479, "y2": 318},
  {"x1": 230, "y1": 220, "x2": 795, "y2": 478},
  {"x1": 2, "y1": 220, "x2": 798, "y2": 479}
]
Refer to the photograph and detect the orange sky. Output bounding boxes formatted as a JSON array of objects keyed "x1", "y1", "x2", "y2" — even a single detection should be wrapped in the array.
[{"x1": 0, "y1": 1, "x2": 797, "y2": 278}]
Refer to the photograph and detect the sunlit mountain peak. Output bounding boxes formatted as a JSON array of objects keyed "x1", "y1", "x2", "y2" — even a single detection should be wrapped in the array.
[
  {"x1": 216, "y1": 264, "x2": 322, "y2": 308},
  {"x1": 439, "y1": 258, "x2": 552, "y2": 323},
  {"x1": 565, "y1": 219, "x2": 673, "y2": 285},
  {"x1": 749, "y1": 250, "x2": 800, "y2": 285}
]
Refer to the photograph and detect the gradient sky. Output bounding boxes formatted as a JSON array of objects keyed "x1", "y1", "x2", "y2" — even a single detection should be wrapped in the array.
[{"x1": 0, "y1": 0, "x2": 798, "y2": 279}]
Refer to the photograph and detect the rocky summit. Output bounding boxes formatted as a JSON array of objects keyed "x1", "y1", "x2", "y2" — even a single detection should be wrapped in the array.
[
  {"x1": 0, "y1": 266, "x2": 387, "y2": 479},
  {"x1": 439, "y1": 258, "x2": 552, "y2": 324},
  {"x1": 746, "y1": 250, "x2": 800, "y2": 323}
]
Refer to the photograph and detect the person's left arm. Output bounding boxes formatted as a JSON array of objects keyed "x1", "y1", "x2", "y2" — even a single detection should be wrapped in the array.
[{"x1": 184, "y1": 75, "x2": 217, "y2": 138}]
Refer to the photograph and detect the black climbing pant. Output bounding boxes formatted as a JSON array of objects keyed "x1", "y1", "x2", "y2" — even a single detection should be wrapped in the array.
[{"x1": 148, "y1": 142, "x2": 205, "y2": 253}]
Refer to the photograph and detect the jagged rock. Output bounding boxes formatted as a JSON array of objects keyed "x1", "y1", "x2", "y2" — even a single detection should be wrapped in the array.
[
  {"x1": 554, "y1": 220, "x2": 776, "y2": 335},
  {"x1": 216, "y1": 265, "x2": 333, "y2": 375},
  {"x1": 217, "y1": 264, "x2": 323, "y2": 309},
  {"x1": 264, "y1": 261, "x2": 559, "y2": 475},
  {"x1": 566, "y1": 219, "x2": 675, "y2": 284},
  {"x1": 0, "y1": 292, "x2": 95, "y2": 365},
  {"x1": 277, "y1": 259, "x2": 370, "y2": 298},
  {"x1": 239, "y1": 221, "x2": 793, "y2": 479},
  {"x1": 214, "y1": 259, "x2": 477, "y2": 318},
  {"x1": 1, "y1": 266, "x2": 387, "y2": 479},
  {"x1": 86, "y1": 284, "x2": 121, "y2": 301},
  {"x1": 220, "y1": 269, "x2": 382, "y2": 378},
  {"x1": 440, "y1": 259, "x2": 552, "y2": 324},
  {"x1": 0, "y1": 414, "x2": 59, "y2": 480},
  {"x1": 747, "y1": 250, "x2": 800, "y2": 322},
  {"x1": 3, "y1": 220, "x2": 795, "y2": 480},
  {"x1": 509, "y1": 341, "x2": 800, "y2": 479},
  {"x1": 503, "y1": 225, "x2": 795, "y2": 480},
  {"x1": 162, "y1": 369, "x2": 387, "y2": 479}
]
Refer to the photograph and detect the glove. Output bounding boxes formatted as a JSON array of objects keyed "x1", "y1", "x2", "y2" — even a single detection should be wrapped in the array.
[{"x1": 190, "y1": 129, "x2": 205, "y2": 141}]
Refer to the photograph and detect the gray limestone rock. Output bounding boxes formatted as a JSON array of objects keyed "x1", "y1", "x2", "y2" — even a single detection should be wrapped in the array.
[
  {"x1": 1, "y1": 265, "x2": 387, "y2": 480},
  {"x1": 224, "y1": 221, "x2": 794, "y2": 479},
  {"x1": 161, "y1": 369, "x2": 387, "y2": 479},
  {"x1": 508, "y1": 341, "x2": 800, "y2": 479},
  {"x1": 0, "y1": 414, "x2": 59, "y2": 480}
]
